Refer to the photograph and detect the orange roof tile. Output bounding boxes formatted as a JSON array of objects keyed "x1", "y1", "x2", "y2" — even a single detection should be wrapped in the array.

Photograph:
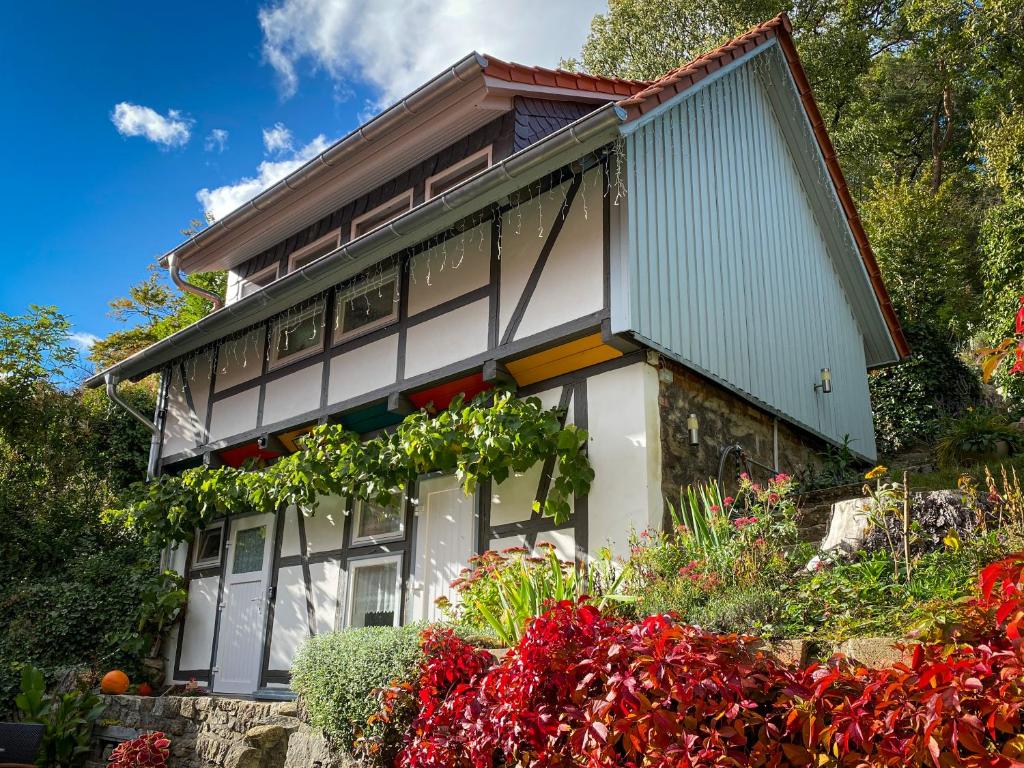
[{"x1": 482, "y1": 56, "x2": 652, "y2": 98}]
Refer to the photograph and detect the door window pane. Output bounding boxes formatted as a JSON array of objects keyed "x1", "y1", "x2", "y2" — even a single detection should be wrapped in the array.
[
  {"x1": 348, "y1": 558, "x2": 400, "y2": 628},
  {"x1": 232, "y1": 526, "x2": 267, "y2": 574}
]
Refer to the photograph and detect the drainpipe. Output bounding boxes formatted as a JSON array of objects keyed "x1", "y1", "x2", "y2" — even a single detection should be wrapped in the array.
[
  {"x1": 105, "y1": 372, "x2": 162, "y2": 479},
  {"x1": 168, "y1": 252, "x2": 224, "y2": 311}
]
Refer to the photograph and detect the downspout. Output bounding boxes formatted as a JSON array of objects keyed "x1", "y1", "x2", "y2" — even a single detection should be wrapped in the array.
[
  {"x1": 169, "y1": 253, "x2": 224, "y2": 311},
  {"x1": 105, "y1": 372, "x2": 162, "y2": 479}
]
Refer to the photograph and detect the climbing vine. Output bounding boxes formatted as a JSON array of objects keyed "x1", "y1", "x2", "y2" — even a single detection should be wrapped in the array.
[{"x1": 108, "y1": 389, "x2": 593, "y2": 549}]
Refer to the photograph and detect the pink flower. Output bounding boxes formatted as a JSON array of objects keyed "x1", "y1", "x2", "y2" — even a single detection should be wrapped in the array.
[
  {"x1": 768, "y1": 492, "x2": 781, "y2": 504},
  {"x1": 751, "y1": 483, "x2": 762, "y2": 492},
  {"x1": 739, "y1": 472, "x2": 750, "y2": 480},
  {"x1": 710, "y1": 504, "x2": 721, "y2": 513},
  {"x1": 733, "y1": 516, "x2": 758, "y2": 528},
  {"x1": 723, "y1": 496, "x2": 735, "y2": 506},
  {"x1": 772, "y1": 473, "x2": 791, "y2": 484}
]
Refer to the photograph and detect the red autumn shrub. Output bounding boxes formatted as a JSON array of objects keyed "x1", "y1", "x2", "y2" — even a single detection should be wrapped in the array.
[
  {"x1": 107, "y1": 731, "x2": 171, "y2": 768},
  {"x1": 386, "y1": 554, "x2": 1024, "y2": 768}
]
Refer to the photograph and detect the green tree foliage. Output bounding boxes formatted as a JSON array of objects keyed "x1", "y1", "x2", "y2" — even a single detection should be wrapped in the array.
[
  {"x1": 89, "y1": 264, "x2": 225, "y2": 370},
  {"x1": 571, "y1": 0, "x2": 1024, "y2": 447},
  {"x1": 0, "y1": 308, "x2": 154, "y2": 712}
]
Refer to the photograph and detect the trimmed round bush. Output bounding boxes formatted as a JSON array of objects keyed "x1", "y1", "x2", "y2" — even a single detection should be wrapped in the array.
[{"x1": 290, "y1": 624, "x2": 424, "y2": 764}]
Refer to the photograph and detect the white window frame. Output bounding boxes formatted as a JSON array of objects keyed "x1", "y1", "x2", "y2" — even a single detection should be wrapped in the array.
[
  {"x1": 288, "y1": 231, "x2": 341, "y2": 273},
  {"x1": 350, "y1": 190, "x2": 413, "y2": 241},
  {"x1": 426, "y1": 146, "x2": 492, "y2": 199},
  {"x1": 345, "y1": 553, "x2": 404, "y2": 629},
  {"x1": 268, "y1": 299, "x2": 327, "y2": 371},
  {"x1": 193, "y1": 522, "x2": 225, "y2": 569},
  {"x1": 350, "y1": 496, "x2": 406, "y2": 546},
  {"x1": 332, "y1": 268, "x2": 399, "y2": 345},
  {"x1": 237, "y1": 264, "x2": 279, "y2": 300}
]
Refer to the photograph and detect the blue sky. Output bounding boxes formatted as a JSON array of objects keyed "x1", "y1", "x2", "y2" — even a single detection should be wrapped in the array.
[{"x1": 0, "y1": 0, "x2": 602, "y2": 356}]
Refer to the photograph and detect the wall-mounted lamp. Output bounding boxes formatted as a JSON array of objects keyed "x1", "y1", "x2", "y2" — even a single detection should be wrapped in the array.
[
  {"x1": 687, "y1": 413, "x2": 700, "y2": 447},
  {"x1": 814, "y1": 367, "x2": 833, "y2": 394}
]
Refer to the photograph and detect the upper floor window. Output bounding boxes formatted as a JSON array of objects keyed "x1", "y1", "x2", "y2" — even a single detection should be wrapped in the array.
[
  {"x1": 351, "y1": 191, "x2": 413, "y2": 240},
  {"x1": 238, "y1": 264, "x2": 279, "y2": 300},
  {"x1": 426, "y1": 147, "x2": 492, "y2": 199},
  {"x1": 288, "y1": 231, "x2": 341, "y2": 273},
  {"x1": 334, "y1": 269, "x2": 399, "y2": 344},
  {"x1": 269, "y1": 299, "x2": 326, "y2": 370}
]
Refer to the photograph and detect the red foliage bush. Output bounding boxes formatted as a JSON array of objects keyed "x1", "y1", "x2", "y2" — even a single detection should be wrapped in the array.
[
  {"x1": 107, "y1": 732, "x2": 171, "y2": 768},
  {"x1": 385, "y1": 554, "x2": 1024, "y2": 768}
]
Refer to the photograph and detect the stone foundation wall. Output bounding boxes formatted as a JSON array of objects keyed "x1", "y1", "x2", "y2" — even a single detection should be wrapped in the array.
[
  {"x1": 88, "y1": 695, "x2": 357, "y2": 768},
  {"x1": 658, "y1": 360, "x2": 830, "y2": 505}
]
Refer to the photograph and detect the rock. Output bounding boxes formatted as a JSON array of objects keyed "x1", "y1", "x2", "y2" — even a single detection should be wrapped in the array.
[
  {"x1": 244, "y1": 724, "x2": 288, "y2": 750},
  {"x1": 820, "y1": 498, "x2": 872, "y2": 553},
  {"x1": 838, "y1": 637, "x2": 912, "y2": 668}
]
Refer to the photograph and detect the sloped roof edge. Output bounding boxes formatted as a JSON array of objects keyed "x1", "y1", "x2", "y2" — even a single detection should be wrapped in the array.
[{"x1": 615, "y1": 14, "x2": 908, "y2": 359}]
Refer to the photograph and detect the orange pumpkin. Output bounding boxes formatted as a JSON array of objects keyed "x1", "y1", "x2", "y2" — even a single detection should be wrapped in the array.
[
  {"x1": 136, "y1": 682, "x2": 153, "y2": 697},
  {"x1": 100, "y1": 670, "x2": 130, "y2": 695}
]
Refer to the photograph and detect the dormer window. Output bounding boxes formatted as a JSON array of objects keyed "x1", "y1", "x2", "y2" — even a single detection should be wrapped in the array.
[
  {"x1": 289, "y1": 231, "x2": 341, "y2": 273},
  {"x1": 238, "y1": 264, "x2": 279, "y2": 299},
  {"x1": 426, "y1": 147, "x2": 492, "y2": 199},
  {"x1": 334, "y1": 269, "x2": 399, "y2": 344},
  {"x1": 351, "y1": 191, "x2": 413, "y2": 240}
]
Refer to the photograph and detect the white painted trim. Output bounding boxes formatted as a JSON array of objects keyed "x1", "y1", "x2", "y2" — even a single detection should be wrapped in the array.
[
  {"x1": 350, "y1": 497, "x2": 406, "y2": 546},
  {"x1": 425, "y1": 146, "x2": 492, "y2": 199},
  {"x1": 350, "y1": 190, "x2": 414, "y2": 241},
  {"x1": 267, "y1": 300, "x2": 327, "y2": 371},
  {"x1": 287, "y1": 231, "x2": 341, "y2": 273},
  {"x1": 332, "y1": 269, "x2": 399, "y2": 345},
  {"x1": 237, "y1": 264, "x2": 280, "y2": 300},
  {"x1": 344, "y1": 552, "x2": 404, "y2": 628}
]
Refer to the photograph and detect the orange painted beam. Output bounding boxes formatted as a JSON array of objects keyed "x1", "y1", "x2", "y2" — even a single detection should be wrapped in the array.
[{"x1": 506, "y1": 333, "x2": 622, "y2": 386}]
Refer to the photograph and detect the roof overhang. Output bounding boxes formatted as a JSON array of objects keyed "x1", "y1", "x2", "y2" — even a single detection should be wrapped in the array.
[{"x1": 85, "y1": 102, "x2": 627, "y2": 388}]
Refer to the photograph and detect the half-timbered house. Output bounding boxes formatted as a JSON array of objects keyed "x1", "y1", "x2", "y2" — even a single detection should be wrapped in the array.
[{"x1": 85, "y1": 14, "x2": 907, "y2": 697}]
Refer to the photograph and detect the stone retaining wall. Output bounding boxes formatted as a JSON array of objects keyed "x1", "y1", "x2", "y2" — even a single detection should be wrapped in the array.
[{"x1": 88, "y1": 695, "x2": 357, "y2": 768}]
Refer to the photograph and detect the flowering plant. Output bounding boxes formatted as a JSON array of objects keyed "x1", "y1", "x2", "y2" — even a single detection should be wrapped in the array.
[
  {"x1": 977, "y1": 296, "x2": 1024, "y2": 379},
  {"x1": 382, "y1": 554, "x2": 1024, "y2": 768},
  {"x1": 108, "y1": 732, "x2": 170, "y2": 768}
]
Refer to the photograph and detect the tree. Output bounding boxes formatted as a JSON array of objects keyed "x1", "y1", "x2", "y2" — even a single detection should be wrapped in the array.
[
  {"x1": 0, "y1": 308, "x2": 155, "y2": 711},
  {"x1": 89, "y1": 265, "x2": 224, "y2": 371}
]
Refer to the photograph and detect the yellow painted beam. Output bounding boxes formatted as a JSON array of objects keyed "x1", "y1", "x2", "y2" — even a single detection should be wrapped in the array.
[{"x1": 507, "y1": 333, "x2": 622, "y2": 386}]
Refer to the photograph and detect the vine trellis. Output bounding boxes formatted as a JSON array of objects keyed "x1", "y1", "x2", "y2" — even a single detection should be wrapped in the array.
[{"x1": 109, "y1": 389, "x2": 594, "y2": 549}]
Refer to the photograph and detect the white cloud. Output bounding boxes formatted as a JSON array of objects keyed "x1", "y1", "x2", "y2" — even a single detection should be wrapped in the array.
[
  {"x1": 204, "y1": 128, "x2": 230, "y2": 152},
  {"x1": 68, "y1": 332, "x2": 100, "y2": 350},
  {"x1": 262, "y1": 122, "x2": 294, "y2": 153},
  {"x1": 111, "y1": 102, "x2": 192, "y2": 147},
  {"x1": 196, "y1": 134, "x2": 331, "y2": 220},
  {"x1": 257, "y1": 0, "x2": 605, "y2": 105}
]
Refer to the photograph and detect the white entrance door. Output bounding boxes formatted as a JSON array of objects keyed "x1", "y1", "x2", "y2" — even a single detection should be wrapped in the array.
[
  {"x1": 410, "y1": 475, "x2": 476, "y2": 623},
  {"x1": 213, "y1": 513, "x2": 274, "y2": 695}
]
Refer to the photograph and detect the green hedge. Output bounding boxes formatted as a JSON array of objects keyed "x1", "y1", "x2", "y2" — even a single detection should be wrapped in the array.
[{"x1": 290, "y1": 625, "x2": 425, "y2": 765}]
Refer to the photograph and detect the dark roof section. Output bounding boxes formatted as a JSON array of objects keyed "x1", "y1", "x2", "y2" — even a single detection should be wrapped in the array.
[
  {"x1": 513, "y1": 97, "x2": 597, "y2": 151},
  {"x1": 614, "y1": 14, "x2": 909, "y2": 358}
]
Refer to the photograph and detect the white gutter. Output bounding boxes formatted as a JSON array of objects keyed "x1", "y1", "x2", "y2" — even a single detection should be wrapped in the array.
[
  {"x1": 160, "y1": 52, "x2": 488, "y2": 270},
  {"x1": 84, "y1": 101, "x2": 627, "y2": 390}
]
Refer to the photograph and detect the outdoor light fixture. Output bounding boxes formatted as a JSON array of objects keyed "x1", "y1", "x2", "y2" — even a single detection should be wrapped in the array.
[
  {"x1": 687, "y1": 413, "x2": 700, "y2": 447},
  {"x1": 814, "y1": 368, "x2": 833, "y2": 394}
]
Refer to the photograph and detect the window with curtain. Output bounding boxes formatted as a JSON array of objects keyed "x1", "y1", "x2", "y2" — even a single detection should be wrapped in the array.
[{"x1": 347, "y1": 556, "x2": 401, "y2": 628}]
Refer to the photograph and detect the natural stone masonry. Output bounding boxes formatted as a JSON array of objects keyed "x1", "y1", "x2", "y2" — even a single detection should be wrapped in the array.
[
  {"x1": 658, "y1": 359, "x2": 826, "y2": 503},
  {"x1": 88, "y1": 695, "x2": 357, "y2": 768}
]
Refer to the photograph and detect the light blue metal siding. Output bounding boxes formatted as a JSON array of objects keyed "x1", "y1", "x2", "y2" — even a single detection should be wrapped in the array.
[{"x1": 624, "y1": 59, "x2": 877, "y2": 459}]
